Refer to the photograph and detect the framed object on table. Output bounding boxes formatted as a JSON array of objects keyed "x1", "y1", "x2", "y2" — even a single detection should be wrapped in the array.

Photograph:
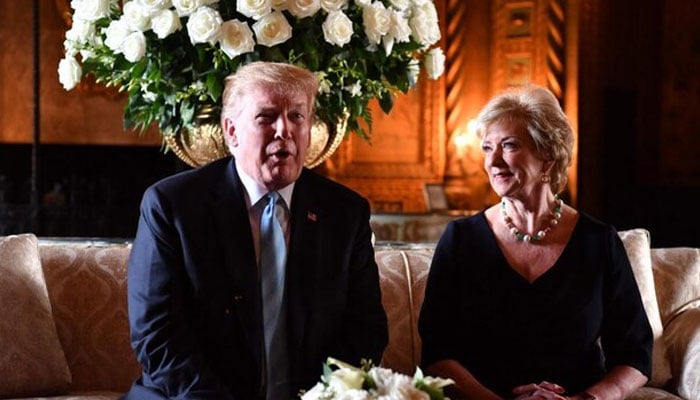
[{"x1": 424, "y1": 184, "x2": 449, "y2": 212}]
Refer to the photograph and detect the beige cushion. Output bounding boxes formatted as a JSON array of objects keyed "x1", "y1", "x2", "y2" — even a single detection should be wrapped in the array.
[
  {"x1": 0, "y1": 234, "x2": 71, "y2": 397},
  {"x1": 376, "y1": 245, "x2": 434, "y2": 375},
  {"x1": 618, "y1": 229, "x2": 671, "y2": 387},
  {"x1": 650, "y1": 247, "x2": 700, "y2": 324},
  {"x1": 39, "y1": 241, "x2": 141, "y2": 392}
]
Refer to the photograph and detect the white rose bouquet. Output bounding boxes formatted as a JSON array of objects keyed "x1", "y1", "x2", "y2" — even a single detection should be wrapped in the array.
[
  {"x1": 58, "y1": 0, "x2": 445, "y2": 141},
  {"x1": 300, "y1": 358, "x2": 454, "y2": 400}
]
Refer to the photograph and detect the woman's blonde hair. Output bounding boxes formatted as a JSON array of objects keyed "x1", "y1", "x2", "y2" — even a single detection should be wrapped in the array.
[{"x1": 475, "y1": 85, "x2": 574, "y2": 193}]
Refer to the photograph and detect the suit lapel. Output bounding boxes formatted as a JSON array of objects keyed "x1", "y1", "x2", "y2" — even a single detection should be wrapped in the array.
[
  {"x1": 287, "y1": 170, "x2": 323, "y2": 350},
  {"x1": 209, "y1": 159, "x2": 263, "y2": 372}
]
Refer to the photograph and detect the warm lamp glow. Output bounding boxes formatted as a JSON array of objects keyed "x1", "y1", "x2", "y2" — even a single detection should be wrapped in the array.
[{"x1": 453, "y1": 119, "x2": 480, "y2": 156}]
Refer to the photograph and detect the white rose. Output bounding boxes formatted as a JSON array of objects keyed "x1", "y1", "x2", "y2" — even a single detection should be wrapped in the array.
[
  {"x1": 271, "y1": 0, "x2": 288, "y2": 11},
  {"x1": 409, "y1": 5, "x2": 440, "y2": 46},
  {"x1": 252, "y1": 11, "x2": 292, "y2": 47},
  {"x1": 72, "y1": 0, "x2": 110, "y2": 21},
  {"x1": 322, "y1": 10, "x2": 353, "y2": 47},
  {"x1": 58, "y1": 56, "x2": 82, "y2": 90},
  {"x1": 414, "y1": 1, "x2": 438, "y2": 22},
  {"x1": 122, "y1": 31, "x2": 147, "y2": 62},
  {"x1": 123, "y1": 1, "x2": 152, "y2": 32},
  {"x1": 354, "y1": 0, "x2": 371, "y2": 7},
  {"x1": 218, "y1": 19, "x2": 256, "y2": 59},
  {"x1": 388, "y1": 0, "x2": 410, "y2": 11},
  {"x1": 135, "y1": 0, "x2": 172, "y2": 13},
  {"x1": 186, "y1": 6, "x2": 223, "y2": 44},
  {"x1": 104, "y1": 18, "x2": 131, "y2": 52},
  {"x1": 172, "y1": 0, "x2": 200, "y2": 17},
  {"x1": 287, "y1": 0, "x2": 321, "y2": 18},
  {"x1": 320, "y1": 0, "x2": 347, "y2": 12},
  {"x1": 237, "y1": 0, "x2": 272, "y2": 20},
  {"x1": 63, "y1": 39, "x2": 78, "y2": 57},
  {"x1": 424, "y1": 46, "x2": 445, "y2": 79},
  {"x1": 387, "y1": 9, "x2": 410, "y2": 42},
  {"x1": 362, "y1": 2, "x2": 391, "y2": 45},
  {"x1": 65, "y1": 17, "x2": 96, "y2": 45},
  {"x1": 151, "y1": 8, "x2": 182, "y2": 38}
]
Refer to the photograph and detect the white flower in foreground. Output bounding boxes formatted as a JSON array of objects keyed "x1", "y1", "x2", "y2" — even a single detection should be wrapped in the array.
[
  {"x1": 323, "y1": 10, "x2": 354, "y2": 47},
  {"x1": 252, "y1": 11, "x2": 292, "y2": 47},
  {"x1": 321, "y1": 0, "x2": 348, "y2": 12},
  {"x1": 104, "y1": 18, "x2": 131, "y2": 53},
  {"x1": 424, "y1": 46, "x2": 445, "y2": 79},
  {"x1": 237, "y1": 0, "x2": 272, "y2": 20},
  {"x1": 186, "y1": 6, "x2": 223, "y2": 45},
  {"x1": 327, "y1": 367, "x2": 365, "y2": 392},
  {"x1": 172, "y1": 0, "x2": 201, "y2": 17},
  {"x1": 218, "y1": 19, "x2": 256, "y2": 59},
  {"x1": 122, "y1": 31, "x2": 147, "y2": 62},
  {"x1": 58, "y1": 56, "x2": 82, "y2": 90},
  {"x1": 151, "y1": 8, "x2": 182, "y2": 39},
  {"x1": 123, "y1": 1, "x2": 152, "y2": 32},
  {"x1": 362, "y1": 1, "x2": 392, "y2": 45},
  {"x1": 72, "y1": 0, "x2": 110, "y2": 22},
  {"x1": 287, "y1": 0, "x2": 322, "y2": 19}
]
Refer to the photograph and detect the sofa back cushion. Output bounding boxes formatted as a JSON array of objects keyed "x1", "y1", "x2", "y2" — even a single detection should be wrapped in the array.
[
  {"x1": 617, "y1": 229, "x2": 671, "y2": 386},
  {"x1": 0, "y1": 234, "x2": 71, "y2": 397},
  {"x1": 376, "y1": 245, "x2": 434, "y2": 375},
  {"x1": 39, "y1": 240, "x2": 141, "y2": 392},
  {"x1": 651, "y1": 247, "x2": 700, "y2": 324}
]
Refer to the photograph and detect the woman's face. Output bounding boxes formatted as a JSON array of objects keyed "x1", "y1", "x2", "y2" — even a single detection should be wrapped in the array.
[{"x1": 481, "y1": 119, "x2": 548, "y2": 200}]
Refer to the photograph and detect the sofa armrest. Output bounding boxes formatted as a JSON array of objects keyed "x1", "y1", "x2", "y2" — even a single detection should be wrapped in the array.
[{"x1": 663, "y1": 306, "x2": 700, "y2": 399}]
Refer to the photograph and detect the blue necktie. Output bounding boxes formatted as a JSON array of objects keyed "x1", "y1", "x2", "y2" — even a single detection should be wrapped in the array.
[{"x1": 259, "y1": 192, "x2": 290, "y2": 399}]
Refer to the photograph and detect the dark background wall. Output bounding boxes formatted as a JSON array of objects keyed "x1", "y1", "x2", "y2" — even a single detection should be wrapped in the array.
[
  {"x1": 0, "y1": 0, "x2": 698, "y2": 246},
  {"x1": 578, "y1": 0, "x2": 700, "y2": 247}
]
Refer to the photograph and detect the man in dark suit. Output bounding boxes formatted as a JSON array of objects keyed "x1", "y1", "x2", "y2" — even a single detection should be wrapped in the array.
[{"x1": 123, "y1": 62, "x2": 388, "y2": 400}]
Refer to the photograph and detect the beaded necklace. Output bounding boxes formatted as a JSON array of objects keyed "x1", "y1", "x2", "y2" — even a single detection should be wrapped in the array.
[{"x1": 500, "y1": 194, "x2": 563, "y2": 242}]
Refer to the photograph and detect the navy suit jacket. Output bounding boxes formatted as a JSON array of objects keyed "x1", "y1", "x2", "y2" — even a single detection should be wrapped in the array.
[{"x1": 123, "y1": 158, "x2": 388, "y2": 399}]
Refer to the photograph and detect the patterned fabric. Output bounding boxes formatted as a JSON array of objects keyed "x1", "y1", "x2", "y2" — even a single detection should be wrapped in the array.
[
  {"x1": 5, "y1": 392, "x2": 121, "y2": 400},
  {"x1": 375, "y1": 245, "x2": 434, "y2": 375},
  {"x1": 626, "y1": 386, "x2": 684, "y2": 400},
  {"x1": 38, "y1": 240, "x2": 140, "y2": 393},
  {"x1": 618, "y1": 229, "x2": 671, "y2": 386},
  {"x1": 0, "y1": 234, "x2": 71, "y2": 398}
]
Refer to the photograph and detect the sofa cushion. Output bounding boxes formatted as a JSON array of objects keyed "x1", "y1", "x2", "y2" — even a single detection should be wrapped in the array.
[
  {"x1": 618, "y1": 229, "x2": 671, "y2": 387},
  {"x1": 650, "y1": 247, "x2": 700, "y2": 324},
  {"x1": 0, "y1": 234, "x2": 71, "y2": 397},
  {"x1": 39, "y1": 240, "x2": 141, "y2": 393},
  {"x1": 376, "y1": 245, "x2": 434, "y2": 375}
]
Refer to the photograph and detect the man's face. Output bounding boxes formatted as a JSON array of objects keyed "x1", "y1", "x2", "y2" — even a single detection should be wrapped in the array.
[{"x1": 224, "y1": 84, "x2": 312, "y2": 191}]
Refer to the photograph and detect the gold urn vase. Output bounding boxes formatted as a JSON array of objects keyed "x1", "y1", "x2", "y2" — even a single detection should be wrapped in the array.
[{"x1": 164, "y1": 105, "x2": 348, "y2": 169}]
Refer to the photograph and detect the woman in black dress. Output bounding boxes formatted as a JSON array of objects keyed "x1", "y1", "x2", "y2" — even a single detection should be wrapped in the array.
[{"x1": 418, "y1": 85, "x2": 652, "y2": 400}]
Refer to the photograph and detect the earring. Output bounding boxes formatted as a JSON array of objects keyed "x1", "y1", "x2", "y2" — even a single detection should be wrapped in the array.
[{"x1": 541, "y1": 174, "x2": 551, "y2": 183}]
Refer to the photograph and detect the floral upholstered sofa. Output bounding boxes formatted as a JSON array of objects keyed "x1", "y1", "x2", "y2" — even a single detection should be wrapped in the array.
[{"x1": 0, "y1": 230, "x2": 698, "y2": 399}]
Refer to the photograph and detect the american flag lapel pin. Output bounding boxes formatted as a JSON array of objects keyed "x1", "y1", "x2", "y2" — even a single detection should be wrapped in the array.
[{"x1": 307, "y1": 211, "x2": 317, "y2": 222}]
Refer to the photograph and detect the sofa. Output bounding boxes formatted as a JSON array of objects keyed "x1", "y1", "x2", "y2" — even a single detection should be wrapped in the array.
[{"x1": 0, "y1": 229, "x2": 698, "y2": 399}]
